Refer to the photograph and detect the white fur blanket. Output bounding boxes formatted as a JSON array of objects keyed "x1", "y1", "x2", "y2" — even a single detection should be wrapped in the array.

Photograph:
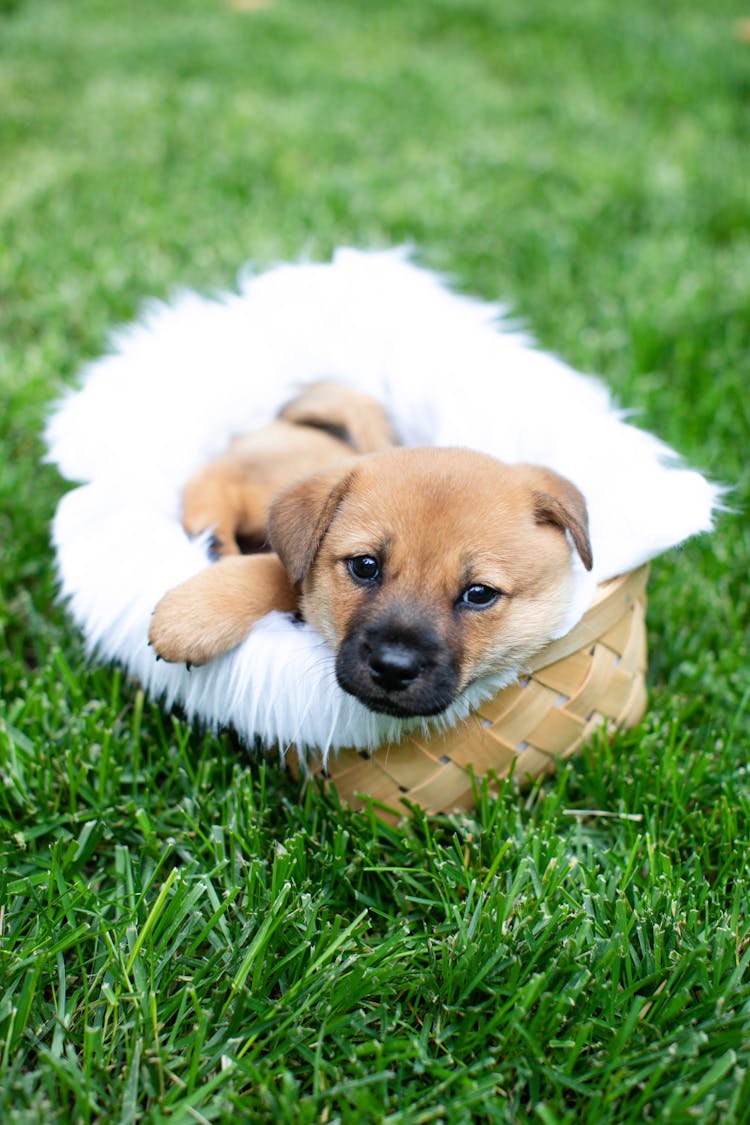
[{"x1": 45, "y1": 248, "x2": 720, "y2": 755}]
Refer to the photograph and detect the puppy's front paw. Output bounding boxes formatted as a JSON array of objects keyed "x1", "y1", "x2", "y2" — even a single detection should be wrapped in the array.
[
  {"x1": 148, "y1": 554, "x2": 299, "y2": 666},
  {"x1": 149, "y1": 583, "x2": 227, "y2": 666}
]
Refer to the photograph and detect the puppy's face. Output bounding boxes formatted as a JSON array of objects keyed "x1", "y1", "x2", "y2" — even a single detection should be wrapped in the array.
[{"x1": 268, "y1": 448, "x2": 592, "y2": 719}]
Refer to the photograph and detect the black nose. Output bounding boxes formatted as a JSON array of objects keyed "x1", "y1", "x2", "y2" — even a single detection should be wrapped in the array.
[{"x1": 367, "y1": 641, "x2": 424, "y2": 691}]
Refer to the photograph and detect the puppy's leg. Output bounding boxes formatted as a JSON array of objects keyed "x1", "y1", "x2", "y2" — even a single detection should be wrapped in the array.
[
  {"x1": 182, "y1": 464, "x2": 269, "y2": 556},
  {"x1": 149, "y1": 553, "x2": 297, "y2": 666},
  {"x1": 278, "y1": 382, "x2": 396, "y2": 453}
]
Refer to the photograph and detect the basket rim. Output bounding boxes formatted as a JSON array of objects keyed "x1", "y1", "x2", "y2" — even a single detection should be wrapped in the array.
[{"x1": 526, "y1": 564, "x2": 649, "y2": 673}]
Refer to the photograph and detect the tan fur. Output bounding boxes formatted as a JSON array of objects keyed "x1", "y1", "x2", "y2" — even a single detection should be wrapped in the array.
[
  {"x1": 149, "y1": 387, "x2": 592, "y2": 719},
  {"x1": 181, "y1": 382, "x2": 392, "y2": 555},
  {"x1": 150, "y1": 553, "x2": 297, "y2": 666},
  {"x1": 278, "y1": 380, "x2": 396, "y2": 454},
  {"x1": 181, "y1": 422, "x2": 355, "y2": 555}
]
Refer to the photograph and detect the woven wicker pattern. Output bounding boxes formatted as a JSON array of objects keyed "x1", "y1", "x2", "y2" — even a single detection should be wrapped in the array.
[{"x1": 288, "y1": 566, "x2": 649, "y2": 822}]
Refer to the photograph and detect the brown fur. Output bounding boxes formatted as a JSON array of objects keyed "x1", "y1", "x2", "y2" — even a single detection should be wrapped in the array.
[
  {"x1": 150, "y1": 553, "x2": 297, "y2": 666},
  {"x1": 181, "y1": 421, "x2": 356, "y2": 556},
  {"x1": 277, "y1": 380, "x2": 396, "y2": 454},
  {"x1": 181, "y1": 381, "x2": 391, "y2": 555},
  {"x1": 149, "y1": 387, "x2": 592, "y2": 718}
]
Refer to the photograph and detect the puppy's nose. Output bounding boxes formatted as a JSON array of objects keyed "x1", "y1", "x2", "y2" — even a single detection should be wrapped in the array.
[{"x1": 367, "y1": 641, "x2": 424, "y2": 692}]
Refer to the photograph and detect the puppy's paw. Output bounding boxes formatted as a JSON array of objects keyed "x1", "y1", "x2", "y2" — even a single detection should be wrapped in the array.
[
  {"x1": 149, "y1": 583, "x2": 230, "y2": 666},
  {"x1": 182, "y1": 511, "x2": 241, "y2": 557},
  {"x1": 148, "y1": 554, "x2": 299, "y2": 666},
  {"x1": 181, "y1": 469, "x2": 247, "y2": 555}
]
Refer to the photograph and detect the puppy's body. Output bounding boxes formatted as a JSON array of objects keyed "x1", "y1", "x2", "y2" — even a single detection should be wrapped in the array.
[
  {"x1": 181, "y1": 420, "x2": 354, "y2": 556},
  {"x1": 150, "y1": 389, "x2": 592, "y2": 723},
  {"x1": 182, "y1": 381, "x2": 394, "y2": 556}
]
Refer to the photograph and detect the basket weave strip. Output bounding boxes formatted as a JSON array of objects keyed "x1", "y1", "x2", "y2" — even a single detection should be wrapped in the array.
[{"x1": 288, "y1": 565, "x2": 649, "y2": 822}]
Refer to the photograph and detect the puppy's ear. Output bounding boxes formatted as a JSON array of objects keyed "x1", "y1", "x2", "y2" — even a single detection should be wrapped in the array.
[
  {"x1": 278, "y1": 382, "x2": 395, "y2": 453},
  {"x1": 268, "y1": 466, "x2": 355, "y2": 585},
  {"x1": 521, "y1": 465, "x2": 594, "y2": 572}
]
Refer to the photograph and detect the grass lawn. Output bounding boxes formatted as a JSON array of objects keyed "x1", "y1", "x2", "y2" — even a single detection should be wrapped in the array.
[{"x1": 2, "y1": 0, "x2": 750, "y2": 1120}]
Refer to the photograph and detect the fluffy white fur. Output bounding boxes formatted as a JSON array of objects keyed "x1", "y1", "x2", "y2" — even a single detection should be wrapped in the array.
[{"x1": 45, "y1": 248, "x2": 720, "y2": 756}]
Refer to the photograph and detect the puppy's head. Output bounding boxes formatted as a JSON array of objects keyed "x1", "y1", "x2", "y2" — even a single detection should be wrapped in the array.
[{"x1": 268, "y1": 448, "x2": 592, "y2": 719}]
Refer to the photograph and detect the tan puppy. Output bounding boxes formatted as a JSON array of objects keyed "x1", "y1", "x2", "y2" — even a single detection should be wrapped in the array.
[{"x1": 150, "y1": 392, "x2": 592, "y2": 719}]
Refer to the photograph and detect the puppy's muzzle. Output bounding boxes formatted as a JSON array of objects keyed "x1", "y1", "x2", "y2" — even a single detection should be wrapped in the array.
[{"x1": 336, "y1": 615, "x2": 459, "y2": 718}]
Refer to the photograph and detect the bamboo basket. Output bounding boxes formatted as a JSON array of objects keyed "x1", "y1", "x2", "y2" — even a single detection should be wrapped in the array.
[{"x1": 288, "y1": 565, "x2": 649, "y2": 822}]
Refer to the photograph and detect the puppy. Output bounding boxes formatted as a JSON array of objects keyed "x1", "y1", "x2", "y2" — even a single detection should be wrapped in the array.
[{"x1": 149, "y1": 390, "x2": 592, "y2": 720}]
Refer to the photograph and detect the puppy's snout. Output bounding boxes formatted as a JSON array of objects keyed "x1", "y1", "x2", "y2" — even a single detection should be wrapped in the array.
[
  {"x1": 336, "y1": 614, "x2": 459, "y2": 718},
  {"x1": 366, "y1": 639, "x2": 424, "y2": 692}
]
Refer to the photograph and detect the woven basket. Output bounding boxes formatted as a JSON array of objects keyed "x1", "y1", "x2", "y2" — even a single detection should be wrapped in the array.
[{"x1": 288, "y1": 565, "x2": 649, "y2": 822}]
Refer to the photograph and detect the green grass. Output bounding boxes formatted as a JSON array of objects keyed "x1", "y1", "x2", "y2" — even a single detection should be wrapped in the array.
[{"x1": 2, "y1": 0, "x2": 750, "y2": 1120}]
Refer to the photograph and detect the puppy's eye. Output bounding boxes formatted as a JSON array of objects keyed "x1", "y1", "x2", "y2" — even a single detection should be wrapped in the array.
[
  {"x1": 459, "y1": 584, "x2": 501, "y2": 609},
  {"x1": 347, "y1": 555, "x2": 381, "y2": 584}
]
